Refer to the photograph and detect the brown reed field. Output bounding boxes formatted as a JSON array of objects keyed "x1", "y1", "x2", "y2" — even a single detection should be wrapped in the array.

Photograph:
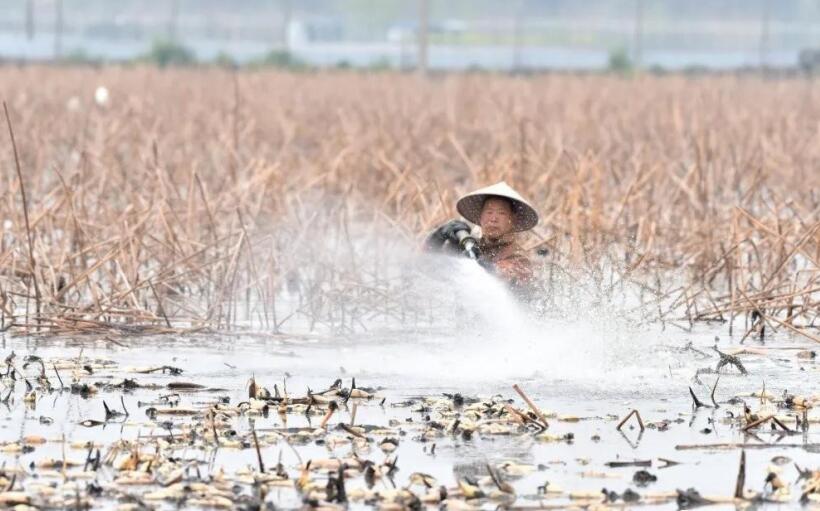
[{"x1": 0, "y1": 66, "x2": 817, "y2": 340}]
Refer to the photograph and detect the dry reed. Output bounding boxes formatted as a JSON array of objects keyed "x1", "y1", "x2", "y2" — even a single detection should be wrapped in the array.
[{"x1": 0, "y1": 66, "x2": 817, "y2": 339}]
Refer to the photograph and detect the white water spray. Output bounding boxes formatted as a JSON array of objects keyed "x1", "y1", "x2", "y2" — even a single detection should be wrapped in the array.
[{"x1": 316, "y1": 253, "x2": 679, "y2": 391}]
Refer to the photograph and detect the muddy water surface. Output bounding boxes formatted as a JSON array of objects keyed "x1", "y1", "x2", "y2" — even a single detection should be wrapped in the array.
[{"x1": 1, "y1": 321, "x2": 818, "y2": 509}]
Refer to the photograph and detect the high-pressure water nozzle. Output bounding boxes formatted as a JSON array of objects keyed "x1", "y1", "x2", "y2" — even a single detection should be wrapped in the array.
[{"x1": 454, "y1": 229, "x2": 480, "y2": 260}]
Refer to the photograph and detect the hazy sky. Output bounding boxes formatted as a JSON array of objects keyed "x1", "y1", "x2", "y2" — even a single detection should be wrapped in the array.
[{"x1": 0, "y1": 0, "x2": 817, "y2": 68}]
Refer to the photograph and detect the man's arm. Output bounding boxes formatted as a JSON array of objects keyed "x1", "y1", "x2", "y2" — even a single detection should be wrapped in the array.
[{"x1": 423, "y1": 220, "x2": 472, "y2": 254}]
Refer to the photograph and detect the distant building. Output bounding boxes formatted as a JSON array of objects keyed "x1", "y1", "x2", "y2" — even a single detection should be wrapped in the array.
[{"x1": 288, "y1": 17, "x2": 343, "y2": 47}]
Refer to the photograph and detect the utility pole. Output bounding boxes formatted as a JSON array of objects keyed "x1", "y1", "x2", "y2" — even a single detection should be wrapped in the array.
[
  {"x1": 25, "y1": 0, "x2": 34, "y2": 40},
  {"x1": 281, "y1": 0, "x2": 292, "y2": 53},
  {"x1": 633, "y1": 0, "x2": 643, "y2": 70},
  {"x1": 758, "y1": 0, "x2": 770, "y2": 71},
  {"x1": 169, "y1": 0, "x2": 180, "y2": 41},
  {"x1": 417, "y1": 0, "x2": 429, "y2": 75},
  {"x1": 54, "y1": 0, "x2": 63, "y2": 60},
  {"x1": 511, "y1": 1, "x2": 523, "y2": 73}
]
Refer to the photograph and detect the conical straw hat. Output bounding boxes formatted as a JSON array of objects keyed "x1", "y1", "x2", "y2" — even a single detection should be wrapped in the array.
[{"x1": 456, "y1": 181, "x2": 538, "y2": 232}]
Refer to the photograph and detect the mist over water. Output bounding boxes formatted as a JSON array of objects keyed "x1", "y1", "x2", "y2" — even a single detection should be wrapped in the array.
[
  {"x1": 297, "y1": 248, "x2": 685, "y2": 395},
  {"x1": 269, "y1": 218, "x2": 766, "y2": 398}
]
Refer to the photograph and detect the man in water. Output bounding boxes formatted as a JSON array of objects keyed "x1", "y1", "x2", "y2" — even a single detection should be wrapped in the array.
[{"x1": 424, "y1": 181, "x2": 538, "y2": 296}]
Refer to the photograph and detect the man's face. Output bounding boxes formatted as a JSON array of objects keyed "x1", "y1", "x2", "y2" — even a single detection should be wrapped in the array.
[{"x1": 479, "y1": 197, "x2": 514, "y2": 238}]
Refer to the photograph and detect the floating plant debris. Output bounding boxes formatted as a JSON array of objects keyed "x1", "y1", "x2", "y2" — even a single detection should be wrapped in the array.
[{"x1": 0, "y1": 343, "x2": 815, "y2": 509}]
